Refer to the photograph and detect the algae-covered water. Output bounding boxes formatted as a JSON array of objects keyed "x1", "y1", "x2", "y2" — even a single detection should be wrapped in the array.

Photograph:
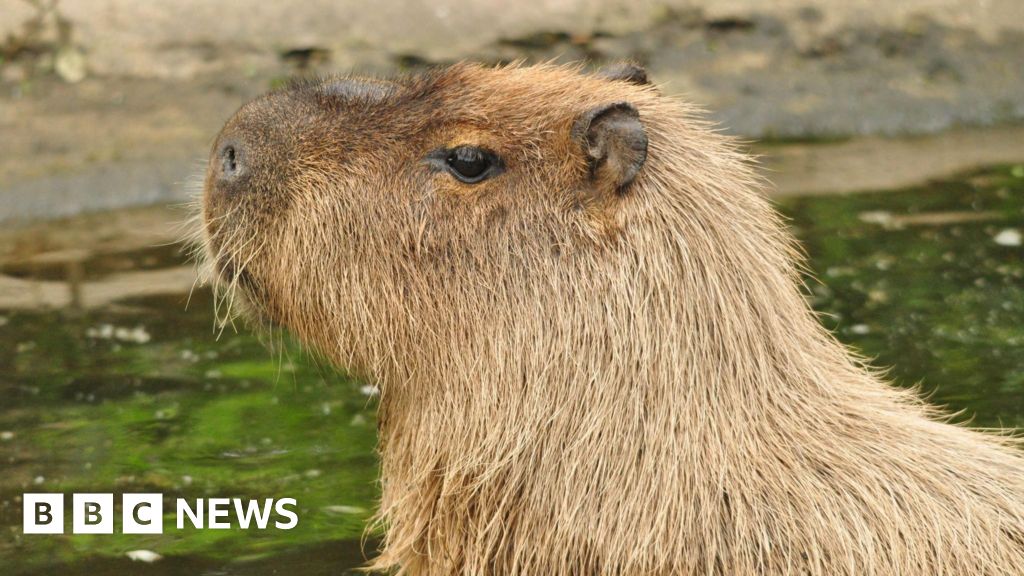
[{"x1": 1, "y1": 166, "x2": 1022, "y2": 574}]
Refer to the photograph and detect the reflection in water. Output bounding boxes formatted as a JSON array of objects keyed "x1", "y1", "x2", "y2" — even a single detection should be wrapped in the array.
[{"x1": 0, "y1": 165, "x2": 1022, "y2": 574}]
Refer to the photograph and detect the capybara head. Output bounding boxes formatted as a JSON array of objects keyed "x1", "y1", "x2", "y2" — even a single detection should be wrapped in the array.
[{"x1": 200, "y1": 63, "x2": 763, "y2": 384}]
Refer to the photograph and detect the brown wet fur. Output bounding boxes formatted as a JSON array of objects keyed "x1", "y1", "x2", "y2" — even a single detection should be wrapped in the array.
[{"x1": 197, "y1": 63, "x2": 1024, "y2": 575}]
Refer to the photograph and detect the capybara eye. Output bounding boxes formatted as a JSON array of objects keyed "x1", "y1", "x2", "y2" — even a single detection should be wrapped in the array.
[{"x1": 445, "y1": 146, "x2": 502, "y2": 183}]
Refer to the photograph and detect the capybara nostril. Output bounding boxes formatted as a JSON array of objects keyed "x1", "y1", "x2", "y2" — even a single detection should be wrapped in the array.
[
  {"x1": 208, "y1": 138, "x2": 250, "y2": 200},
  {"x1": 217, "y1": 141, "x2": 243, "y2": 183}
]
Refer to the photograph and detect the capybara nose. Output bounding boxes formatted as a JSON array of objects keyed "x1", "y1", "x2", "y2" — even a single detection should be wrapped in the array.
[{"x1": 214, "y1": 139, "x2": 245, "y2": 190}]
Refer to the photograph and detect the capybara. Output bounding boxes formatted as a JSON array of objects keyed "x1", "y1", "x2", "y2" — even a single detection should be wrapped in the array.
[{"x1": 200, "y1": 63, "x2": 1024, "y2": 575}]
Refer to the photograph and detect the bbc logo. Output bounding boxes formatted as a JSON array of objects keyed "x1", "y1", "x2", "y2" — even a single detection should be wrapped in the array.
[{"x1": 24, "y1": 493, "x2": 163, "y2": 534}]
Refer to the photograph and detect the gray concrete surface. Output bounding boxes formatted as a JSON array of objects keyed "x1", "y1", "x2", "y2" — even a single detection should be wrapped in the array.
[
  {"x1": 3, "y1": 1, "x2": 1022, "y2": 78},
  {"x1": 2, "y1": 0, "x2": 1023, "y2": 222}
]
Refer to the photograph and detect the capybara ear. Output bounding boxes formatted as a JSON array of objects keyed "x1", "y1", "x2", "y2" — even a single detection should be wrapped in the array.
[
  {"x1": 572, "y1": 102, "x2": 648, "y2": 195},
  {"x1": 596, "y1": 63, "x2": 649, "y2": 86}
]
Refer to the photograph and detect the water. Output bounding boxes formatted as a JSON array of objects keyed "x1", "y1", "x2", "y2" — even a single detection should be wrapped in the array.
[
  {"x1": 785, "y1": 165, "x2": 1024, "y2": 428},
  {"x1": 1, "y1": 165, "x2": 1022, "y2": 574}
]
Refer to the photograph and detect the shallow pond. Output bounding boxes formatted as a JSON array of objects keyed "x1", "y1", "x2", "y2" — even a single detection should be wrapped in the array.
[{"x1": 1, "y1": 165, "x2": 1022, "y2": 574}]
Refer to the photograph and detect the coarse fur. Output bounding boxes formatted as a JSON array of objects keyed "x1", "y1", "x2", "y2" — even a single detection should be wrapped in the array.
[{"x1": 198, "y1": 62, "x2": 1024, "y2": 575}]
